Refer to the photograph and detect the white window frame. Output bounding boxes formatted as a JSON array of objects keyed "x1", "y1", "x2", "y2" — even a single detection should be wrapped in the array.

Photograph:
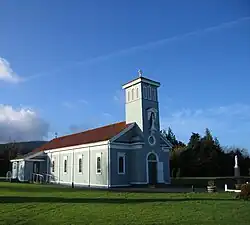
[
  {"x1": 117, "y1": 152, "x2": 126, "y2": 175},
  {"x1": 131, "y1": 88, "x2": 134, "y2": 100},
  {"x1": 78, "y1": 155, "x2": 83, "y2": 174},
  {"x1": 96, "y1": 153, "x2": 102, "y2": 174},
  {"x1": 63, "y1": 156, "x2": 68, "y2": 174},
  {"x1": 127, "y1": 91, "x2": 130, "y2": 102},
  {"x1": 136, "y1": 87, "x2": 139, "y2": 99}
]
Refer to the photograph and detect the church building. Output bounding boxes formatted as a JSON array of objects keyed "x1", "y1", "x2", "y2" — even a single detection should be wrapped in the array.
[{"x1": 10, "y1": 72, "x2": 173, "y2": 188}]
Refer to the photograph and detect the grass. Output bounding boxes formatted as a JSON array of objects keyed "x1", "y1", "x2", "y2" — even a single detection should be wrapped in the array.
[{"x1": 0, "y1": 182, "x2": 249, "y2": 225}]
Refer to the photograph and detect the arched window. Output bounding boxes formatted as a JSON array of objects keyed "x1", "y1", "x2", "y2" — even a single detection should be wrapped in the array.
[
  {"x1": 96, "y1": 155, "x2": 101, "y2": 174},
  {"x1": 132, "y1": 88, "x2": 134, "y2": 100},
  {"x1": 147, "y1": 153, "x2": 157, "y2": 161},
  {"x1": 136, "y1": 88, "x2": 139, "y2": 98},
  {"x1": 117, "y1": 152, "x2": 125, "y2": 174},
  {"x1": 128, "y1": 91, "x2": 130, "y2": 102},
  {"x1": 78, "y1": 158, "x2": 82, "y2": 173}
]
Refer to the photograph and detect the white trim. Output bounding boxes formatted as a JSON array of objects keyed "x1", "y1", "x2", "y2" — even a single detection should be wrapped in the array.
[
  {"x1": 51, "y1": 181, "x2": 109, "y2": 188},
  {"x1": 130, "y1": 182, "x2": 148, "y2": 185},
  {"x1": 44, "y1": 140, "x2": 109, "y2": 153},
  {"x1": 122, "y1": 77, "x2": 160, "y2": 89},
  {"x1": 108, "y1": 144, "x2": 111, "y2": 188},
  {"x1": 110, "y1": 143, "x2": 144, "y2": 149},
  {"x1": 157, "y1": 162, "x2": 164, "y2": 183},
  {"x1": 109, "y1": 184, "x2": 131, "y2": 187},
  {"x1": 10, "y1": 158, "x2": 24, "y2": 162},
  {"x1": 96, "y1": 153, "x2": 102, "y2": 174},
  {"x1": 26, "y1": 159, "x2": 45, "y2": 162},
  {"x1": 10, "y1": 151, "x2": 45, "y2": 162},
  {"x1": 111, "y1": 142, "x2": 145, "y2": 146},
  {"x1": 117, "y1": 152, "x2": 126, "y2": 175},
  {"x1": 161, "y1": 147, "x2": 170, "y2": 152},
  {"x1": 224, "y1": 184, "x2": 241, "y2": 193},
  {"x1": 11, "y1": 158, "x2": 46, "y2": 162},
  {"x1": 109, "y1": 123, "x2": 135, "y2": 143},
  {"x1": 160, "y1": 134, "x2": 173, "y2": 148}
]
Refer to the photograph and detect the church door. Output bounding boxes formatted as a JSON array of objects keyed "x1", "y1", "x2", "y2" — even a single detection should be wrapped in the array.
[
  {"x1": 147, "y1": 153, "x2": 158, "y2": 185},
  {"x1": 33, "y1": 162, "x2": 40, "y2": 174}
]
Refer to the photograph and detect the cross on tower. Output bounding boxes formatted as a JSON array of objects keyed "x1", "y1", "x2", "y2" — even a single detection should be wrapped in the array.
[{"x1": 138, "y1": 69, "x2": 143, "y2": 77}]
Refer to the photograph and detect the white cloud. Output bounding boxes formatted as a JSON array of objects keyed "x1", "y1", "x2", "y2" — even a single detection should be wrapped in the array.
[
  {"x1": 0, "y1": 58, "x2": 22, "y2": 83},
  {"x1": 23, "y1": 16, "x2": 250, "y2": 82},
  {"x1": 102, "y1": 112, "x2": 112, "y2": 118},
  {"x1": 78, "y1": 99, "x2": 89, "y2": 105},
  {"x1": 161, "y1": 103, "x2": 250, "y2": 148},
  {"x1": 76, "y1": 16, "x2": 250, "y2": 66},
  {"x1": 62, "y1": 99, "x2": 89, "y2": 109},
  {"x1": 62, "y1": 101, "x2": 74, "y2": 109},
  {"x1": 0, "y1": 104, "x2": 49, "y2": 143}
]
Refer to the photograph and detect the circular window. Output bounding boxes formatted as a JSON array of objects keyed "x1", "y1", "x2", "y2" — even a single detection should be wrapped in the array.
[{"x1": 148, "y1": 135, "x2": 156, "y2": 146}]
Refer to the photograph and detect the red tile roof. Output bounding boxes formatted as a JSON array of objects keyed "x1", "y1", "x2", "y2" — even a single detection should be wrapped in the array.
[{"x1": 34, "y1": 121, "x2": 130, "y2": 152}]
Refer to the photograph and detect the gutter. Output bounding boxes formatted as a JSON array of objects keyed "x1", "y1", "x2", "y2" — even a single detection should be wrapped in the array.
[
  {"x1": 72, "y1": 150, "x2": 75, "y2": 188},
  {"x1": 88, "y1": 146, "x2": 90, "y2": 187},
  {"x1": 108, "y1": 141, "x2": 111, "y2": 188}
]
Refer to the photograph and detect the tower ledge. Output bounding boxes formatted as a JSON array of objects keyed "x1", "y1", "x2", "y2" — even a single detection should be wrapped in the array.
[{"x1": 122, "y1": 76, "x2": 160, "y2": 89}]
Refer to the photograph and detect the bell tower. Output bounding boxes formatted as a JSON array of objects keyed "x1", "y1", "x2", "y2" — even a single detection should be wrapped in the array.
[{"x1": 122, "y1": 70, "x2": 161, "y2": 147}]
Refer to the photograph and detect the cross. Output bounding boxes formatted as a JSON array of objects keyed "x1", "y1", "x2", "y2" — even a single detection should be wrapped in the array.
[{"x1": 138, "y1": 69, "x2": 143, "y2": 77}]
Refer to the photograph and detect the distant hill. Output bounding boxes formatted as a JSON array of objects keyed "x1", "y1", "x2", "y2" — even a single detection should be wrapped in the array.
[
  {"x1": 0, "y1": 141, "x2": 47, "y2": 155},
  {"x1": 0, "y1": 141, "x2": 48, "y2": 176}
]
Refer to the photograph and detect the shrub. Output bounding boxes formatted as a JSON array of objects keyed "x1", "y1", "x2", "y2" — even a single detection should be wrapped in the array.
[
  {"x1": 171, "y1": 168, "x2": 176, "y2": 178},
  {"x1": 237, "y1": 183, "x2": 250, "y2": 200},
  {"x1": 176, "y1": 168, "x2": 181, "y2": 178}
]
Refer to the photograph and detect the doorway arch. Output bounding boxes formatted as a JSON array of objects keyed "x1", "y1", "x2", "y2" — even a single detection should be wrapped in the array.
[{"x1": 146, "y1": 152, "x2": 158, "y2": 185}]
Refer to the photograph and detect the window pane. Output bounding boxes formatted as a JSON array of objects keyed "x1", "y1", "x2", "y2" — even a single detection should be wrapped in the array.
[
  {"x1": 79, "y1": 158, "x2": 82, "y2": 173},
  {"x1": 97, "y1": 157, "x2": 101, "y2": 173},
  {"x1": 64, "y1": 160, "x2": 67, "y2": 172},
  {"x1": 118, "y1": 156, "x2": 124, "y2": 173},
  {"x1": 52, "y1": 161, "x2": 54, "y2": 172}
]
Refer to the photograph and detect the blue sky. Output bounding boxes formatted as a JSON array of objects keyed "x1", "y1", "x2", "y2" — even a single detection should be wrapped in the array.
[{"x1": 0, "y1": 0, "x2": 250, "y2": 149}]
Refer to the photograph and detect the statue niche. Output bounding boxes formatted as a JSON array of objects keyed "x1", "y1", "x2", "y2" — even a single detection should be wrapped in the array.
[{"x1": 147, "y1": 108, "x2": 158, "y2": 134}]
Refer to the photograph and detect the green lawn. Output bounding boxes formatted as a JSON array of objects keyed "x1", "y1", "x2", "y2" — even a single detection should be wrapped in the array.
[{"x1": 0, "y1": 182, "x2": 249, "y2": 225}]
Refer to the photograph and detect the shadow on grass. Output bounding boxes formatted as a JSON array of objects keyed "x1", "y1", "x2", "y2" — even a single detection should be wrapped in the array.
[
  {"x1": 0, "y1": 196, "x2": 236, "y2": 204},
  {"x1": 0, "y1": 184, "x2": 83, "y2": 193}
]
